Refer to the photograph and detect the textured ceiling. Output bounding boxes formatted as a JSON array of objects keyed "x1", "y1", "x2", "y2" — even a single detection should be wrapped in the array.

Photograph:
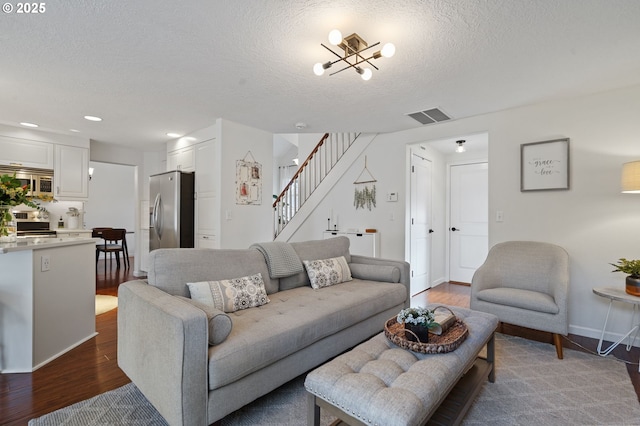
[{"x1": 1, "y1": 0, "x2": 640, "y2": 149}]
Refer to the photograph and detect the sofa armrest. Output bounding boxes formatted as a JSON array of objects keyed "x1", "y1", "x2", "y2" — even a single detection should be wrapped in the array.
[
  {"x1": 350, "y1": 255, "x2": 411, "y2": 307},
  {"x1": 118, "y1": 280, "x2": 209, "y2": 426}
]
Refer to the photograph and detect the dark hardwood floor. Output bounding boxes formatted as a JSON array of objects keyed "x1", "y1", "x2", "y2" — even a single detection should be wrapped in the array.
[
  {"x1": 0, "y1": 259, "x2": 134, "y2": 426},
  {"x1": 1, "y1": 271, "x2": 638, "y2": 425}
]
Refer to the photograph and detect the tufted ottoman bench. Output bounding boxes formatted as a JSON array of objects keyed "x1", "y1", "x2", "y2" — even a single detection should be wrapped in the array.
[{"x1": 304, "y1": 305, "x2": 499, "y2": 426}]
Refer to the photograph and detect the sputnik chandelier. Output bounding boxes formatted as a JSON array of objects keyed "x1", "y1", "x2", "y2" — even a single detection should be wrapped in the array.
[{"x1": 313, "y1": 29, "x2": 395, "y2": 81}]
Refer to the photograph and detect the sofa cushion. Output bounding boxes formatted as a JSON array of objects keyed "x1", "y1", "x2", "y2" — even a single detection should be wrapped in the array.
[
  {"x1": 187, "y1": 273, "x2": 270, "y2": 313},
  {"x1": 303, "y1": 256, "x2": 352, "y2": 289},
  {"x1": 206, "y1": 278, "x2": 407, "y2": 390},
  {"x1": 279, "y1": 237, "x2": 351, "y2": 291},
  {"x1": 147, "y1": 248, "x2": 278, "y2": 296},
  {"x1": 176, "y1": 296, "x2": 233, "y2": 345},
  {"x1": 476, "y1": 287, "x2": 559, "y2": 314},
  {"x1": 349, "y1": 263, "x2": 401, "y2": 283}
]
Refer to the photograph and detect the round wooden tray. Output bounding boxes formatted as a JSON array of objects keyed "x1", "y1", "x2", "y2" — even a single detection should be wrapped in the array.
[{"x1": 384, "y1": 316, "x2": 469, "y2": 354}]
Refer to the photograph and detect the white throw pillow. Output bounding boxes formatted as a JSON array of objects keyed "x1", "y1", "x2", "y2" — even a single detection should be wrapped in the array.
[
  {"x1": 303, "y1": 256, "x2": 352, "y2": 289},
  {"x1": 187, "y1": 273, "x2": 270, "y2": 313}
]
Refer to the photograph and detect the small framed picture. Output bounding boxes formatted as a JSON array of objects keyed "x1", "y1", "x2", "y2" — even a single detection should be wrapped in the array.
[{"x1": 521, "y1": 138, "x2": 570, "y2": 191}]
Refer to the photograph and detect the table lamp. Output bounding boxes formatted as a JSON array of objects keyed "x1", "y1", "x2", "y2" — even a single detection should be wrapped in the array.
[{"x1": 621, "y1": 160, "x2": 640, "y2": 193}]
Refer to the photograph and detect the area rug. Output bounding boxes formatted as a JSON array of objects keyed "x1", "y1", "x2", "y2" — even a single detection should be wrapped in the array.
[
  {"x1": 95, "y1": 294, "x2": 118, "y2": 315},
  {"x1": 28, "y1": 334, "x2": 640, "y2": 426}
]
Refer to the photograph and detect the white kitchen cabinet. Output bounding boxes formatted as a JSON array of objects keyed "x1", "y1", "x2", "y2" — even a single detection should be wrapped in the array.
[
  {"x1": 323, "y1": 231, "x2": 379, "y2": 257},
  {"x1": 139, "y1": 229, "x2": 150, "y2": 272},
  {"x1": 167, "y1": 146, "x2": 195, "y2": 172},
  {"x1": 0, "y1": 136, "x2": 54, "y2": 169},
  {"x1": 195, "y1": 140, "x2": 216, "y2": 197},
  {"x1": 197, "y1": 234, "x2": 217, "y2": 249},
  {"x1": 194, "y1": 139, "x2": 218, "y2": 247},
  {"x1": 54, "y1": 145, "x2": 89, "y2": 199},
  {"x1": 197, "y1": 196, "x2": 217, "y2": 235}
]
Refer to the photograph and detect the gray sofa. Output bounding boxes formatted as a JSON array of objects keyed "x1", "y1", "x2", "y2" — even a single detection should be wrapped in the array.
[{"x1": 117, "y1": 236, "x2": 410, "y2": 426}]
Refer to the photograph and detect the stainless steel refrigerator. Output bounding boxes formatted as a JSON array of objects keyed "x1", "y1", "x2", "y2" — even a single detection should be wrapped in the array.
[{"x1": 149, "y1": 170, "x2": 195, "y2": 251}]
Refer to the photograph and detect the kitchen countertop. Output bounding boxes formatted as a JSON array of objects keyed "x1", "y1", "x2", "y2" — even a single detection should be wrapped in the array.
[{"x1": 0, "y1": 236, "x2": 98, "y2": 254}]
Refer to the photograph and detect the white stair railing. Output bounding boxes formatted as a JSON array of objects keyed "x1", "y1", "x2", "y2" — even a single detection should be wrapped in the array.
[{"x1": 273, "y1": 132, "x2": 360, "y2": 238}]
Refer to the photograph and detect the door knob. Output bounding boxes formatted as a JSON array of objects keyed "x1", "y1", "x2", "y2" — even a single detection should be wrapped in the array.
[
  {"x1": 450, "y1": 227, "x2": 460, "y2": 231},
  {"x1": 428, "y1": 229, "x2": 434, "y2": 233}
]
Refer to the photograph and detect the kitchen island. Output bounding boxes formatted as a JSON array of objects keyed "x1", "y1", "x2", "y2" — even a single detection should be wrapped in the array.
[{"x1": 0, "y1": 237, "x2": 97, "y2": 373}]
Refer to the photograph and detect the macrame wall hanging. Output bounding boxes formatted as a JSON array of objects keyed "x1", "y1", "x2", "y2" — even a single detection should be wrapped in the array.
[
  {"x1": 236, "y1": 151, "x2": 262, "y2": 205},
  {"x1": 353, "y1": 156, "x2": 377, "y2": 210}
]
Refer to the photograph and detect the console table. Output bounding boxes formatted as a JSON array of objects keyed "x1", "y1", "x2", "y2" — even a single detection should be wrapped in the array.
[
  {"x1": 592, "y1": 286, "x2": 640, "y2": 372},
  {"x1": 323, "y1": 231, "x2": 379, "y2": 257}
]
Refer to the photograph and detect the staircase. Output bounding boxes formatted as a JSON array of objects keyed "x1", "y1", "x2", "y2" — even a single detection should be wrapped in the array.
[{"x1": 273, "y1": 132, "x2": 363, "y2": 239}]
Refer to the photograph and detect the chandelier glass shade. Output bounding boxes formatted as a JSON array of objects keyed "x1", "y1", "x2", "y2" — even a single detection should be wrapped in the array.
[{"x1": 313, "y1": 30, "x2": 395, "y2": 80}]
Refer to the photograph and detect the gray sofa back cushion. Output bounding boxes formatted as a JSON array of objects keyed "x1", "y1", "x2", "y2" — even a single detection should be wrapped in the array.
[
  {"x1": 279, "y1": 237, "x2": 351, "y2": 291},
  {"x1": 147, "y1": 248, "x2": 277, "y2": 296}
]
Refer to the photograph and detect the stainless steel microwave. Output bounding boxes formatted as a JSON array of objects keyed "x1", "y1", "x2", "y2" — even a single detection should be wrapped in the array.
[{"x1": 0, "y1": 167, "x2": 54, "y2": 198}]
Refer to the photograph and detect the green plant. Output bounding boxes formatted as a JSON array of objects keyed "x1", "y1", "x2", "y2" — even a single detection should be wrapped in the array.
[
  {"x1": 396, "y1": 306, "x2": 439, "y2": 329},
  {"x1": 0, "y1": 173, "x2": 40, "y2": 209},
  {"x1": 610, "y1": 258, "x2": 640, "y2": 278}
]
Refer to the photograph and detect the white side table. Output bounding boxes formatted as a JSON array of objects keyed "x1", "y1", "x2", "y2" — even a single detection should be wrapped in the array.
[{"x1": 592, "y1": 286, "x2": 640, "y2": 372}]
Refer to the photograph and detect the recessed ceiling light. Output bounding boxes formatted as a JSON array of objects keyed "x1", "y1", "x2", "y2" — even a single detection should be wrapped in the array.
[
  {"x1": 69, "y1": 129, "x2": 80, "y2": 133},
  {"x1": 84, "y1": 115, "x2": 102, "y2": 122},
  {"x1": 166, "y1": 132, "x2": 182, "y2": 138},
  {"x1": 20, "y1": 122, "x2": 39, "y2": 128}
]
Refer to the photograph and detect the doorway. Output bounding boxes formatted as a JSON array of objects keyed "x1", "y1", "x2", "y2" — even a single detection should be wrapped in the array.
[
  {"x1": 409, "y1": 150, "x2": 432, "y2": 296},
  {"x1": 406, "y1": 133, "x2": 489, "y2": 291},
  {"x1": 448, "y1": 162, "x2": 488, "y2": 283},
  {"x1": 84, "y1": 161, "x2": 136, "y2": 261}
]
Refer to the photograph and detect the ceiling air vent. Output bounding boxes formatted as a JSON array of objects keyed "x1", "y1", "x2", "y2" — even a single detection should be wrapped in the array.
[{"x1": 407, "y1": 107, "x2": 451, "y2": 125}]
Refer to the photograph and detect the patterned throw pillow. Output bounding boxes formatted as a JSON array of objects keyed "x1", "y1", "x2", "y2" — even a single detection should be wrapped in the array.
[
  {"x1": 303, "y1": 256, "x2": 352, "y2": 289},
  {"x1": 187, "y1": 273, "x2": 270, "y2": 313}
]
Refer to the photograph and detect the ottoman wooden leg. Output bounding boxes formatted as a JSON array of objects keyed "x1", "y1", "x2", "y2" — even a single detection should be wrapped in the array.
[
  {"x1": 308, "y1": 393, "x2": 320, "y2": 426},
  {"x1": 487, "y1": 331, "x2": 496, "y2": 383}
]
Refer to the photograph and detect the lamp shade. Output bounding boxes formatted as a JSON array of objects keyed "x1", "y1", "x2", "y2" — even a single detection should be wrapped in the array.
[{"x1": 621, "y1": 160, "x2": 640, "y2": 193}]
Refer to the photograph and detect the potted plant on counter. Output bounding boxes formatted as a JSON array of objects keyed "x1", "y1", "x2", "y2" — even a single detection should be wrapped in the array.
[
  {"x1": 610, "y1": 258, "x2": 640, "y2": 296},
  {"x1": 396, "y1": 306, "x2": 439, "y2": 343},
  {"x1": 0, "y1": 173, "x2": 41, "y2": 242}
]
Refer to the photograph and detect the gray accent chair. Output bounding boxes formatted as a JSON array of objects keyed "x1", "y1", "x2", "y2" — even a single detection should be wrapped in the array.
[{"x1": 470, "y1": 241, "x2": 569, "y2": 359}]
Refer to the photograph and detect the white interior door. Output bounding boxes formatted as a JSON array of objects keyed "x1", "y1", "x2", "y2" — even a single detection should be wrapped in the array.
[
  {"x1": 449, "y1": 162, "x2": 488, "y2": 283},
  {"x1": 410, "y1": 153, "x2": 432, "y2": 296}
]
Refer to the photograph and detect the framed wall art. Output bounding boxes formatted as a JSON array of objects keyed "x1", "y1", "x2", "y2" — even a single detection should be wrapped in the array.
[
  {"x1": 236, "y1": 151, "x2": 262, "y2": 205},
  {"x1": 520, "y1": 138, "x2": 570, "y2": 191}
]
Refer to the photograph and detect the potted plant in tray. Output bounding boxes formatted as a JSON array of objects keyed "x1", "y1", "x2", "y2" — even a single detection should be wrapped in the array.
[
  {"x1": 397, "y1": 307, "x2": 439, "y2": 343},
  {"x1": 610, "y1": 258, "x2": 640, "y2": 296}
]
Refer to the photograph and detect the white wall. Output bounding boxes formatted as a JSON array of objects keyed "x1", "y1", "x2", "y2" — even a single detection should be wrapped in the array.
[
  {"x1": 84, "y1": 161, "x2": 136, "y2": 257},
  {"x1": 289, "y1": 134, "x2": 409, "y2": 259},
  {"x1": 219, "y1": 119, "x2": 274, "y2": 248},
  {"x1": 484, "y1": 85, "x2": 640, "y2": 342},
  {"x1": 291, "y1": 84, "x2": 640, "y2": 344},
  {"x1": 90, "y1": 141, "x2": 164, "y2": 275}
]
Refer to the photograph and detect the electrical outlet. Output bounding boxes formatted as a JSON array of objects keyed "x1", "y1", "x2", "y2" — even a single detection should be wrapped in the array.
[
  {"x1": 496, "y1": 210, "x2": 504, "y2": 222},
  {"x1": 41, "y1": 255, "x2": 51, "y2": 272}
]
